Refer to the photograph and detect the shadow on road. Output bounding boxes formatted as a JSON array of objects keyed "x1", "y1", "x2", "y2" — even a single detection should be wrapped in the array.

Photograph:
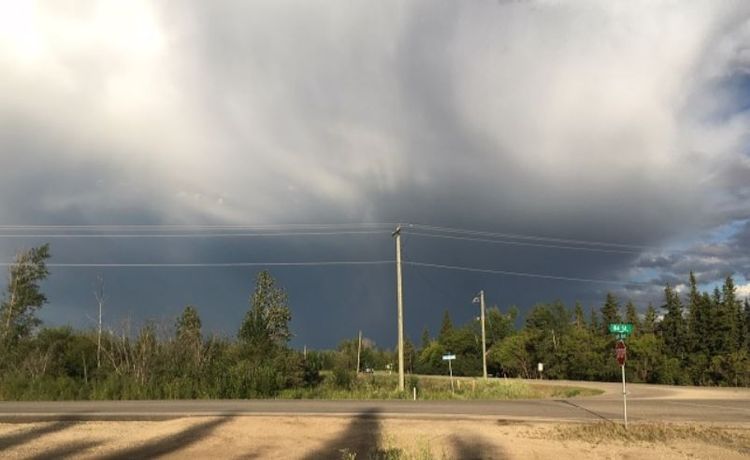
[
  {"x1": 302, "y1": 408, "x2": 382, "y2": 460},
  {"x1": 0, "y1": 421, "x2": 77, "y2": 450},
  {"x1": 100, "y1": 415, "x2": 232, "y2": 460},
  {"x1": 450, "y1": 433, "x2": 508, "y2": 460},
  {"x1": 26, "y1": 440, "x2": 102, "y2": 460}
]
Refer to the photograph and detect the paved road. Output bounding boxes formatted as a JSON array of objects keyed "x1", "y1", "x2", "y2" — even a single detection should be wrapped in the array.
[{"x1": 1, "y1": 381, "x2": 748, "y2": 424}]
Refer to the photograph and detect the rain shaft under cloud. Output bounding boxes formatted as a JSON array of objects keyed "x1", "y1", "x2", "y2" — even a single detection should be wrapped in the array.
[{"x1": 0, "y1": 0, "x2": 749, "y2": 346}]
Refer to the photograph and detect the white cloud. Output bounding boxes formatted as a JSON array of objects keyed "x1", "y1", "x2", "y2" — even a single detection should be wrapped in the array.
[{"x1": 0, "y1": 0, "x2": 748, "y2": 237}]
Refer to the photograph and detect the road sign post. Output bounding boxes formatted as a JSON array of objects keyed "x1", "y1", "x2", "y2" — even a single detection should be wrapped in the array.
[
  {"x1": 615, "y1": 340, "x2": 628, "y2": 428},
  {"x1": 443, "y1": 354, "x2": 456, "y2": 395}
]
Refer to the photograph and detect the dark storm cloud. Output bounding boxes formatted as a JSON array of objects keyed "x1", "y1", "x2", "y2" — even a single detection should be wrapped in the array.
[{"x1": 1, "y1": 1, "x2": 750, "y2": 345}]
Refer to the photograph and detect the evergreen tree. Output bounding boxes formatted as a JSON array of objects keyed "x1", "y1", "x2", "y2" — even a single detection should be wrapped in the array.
[
  {"x1": 660, "y1": 284, "x2": 686, "y2": 359},
  {"x1": 744, "y1": 299, "x2": 750, "y2": 351},
  {"x1": 176, "y1": 305, "x2": 202, "y2": 345},
  {"x1": 420, "y1": 326, "x2": 430, "y2": 351},
  {"x1": 589, "y1": 306, "x2": 600, "y2": 334},
  {"x1": 0, "y1": 244, "x2": 51, "y2": 347},
  {"x1": 721, "y1": 276, "x2": 742, "y2": 352},
  {"x1": 625, "y1": 301, "x2": 640, "y2": 336},
  {"x1": 438, "y1": 310, "x2": 453, "y2": 344},
  {"x1": 238, "y1": 271, "x2": 292, "y2": 351},
  {"x1": 642, "y1": 304, "x2": 658, "y2": 334},
  {"x1": 573, "y1": 302, "x2": 586, "y2": 329},
  {"x1": 686, "y1": 272, "x2": 705, "y2": 354},
  {"x1": 600, "y1": 293, "x2": 621, "y2": 335}
]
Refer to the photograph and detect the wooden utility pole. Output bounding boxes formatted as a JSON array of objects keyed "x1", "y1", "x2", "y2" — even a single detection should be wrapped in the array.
[
  {"x1": 356, "y1": 330, "x2": 362, "y2": 374},
  {"x1": 94, "y1": 276, "x2": 105, "y2": 369},
  {"x1": 480, "y1": 290, "x2": 487, "y2": 380},
  {"x1": 393, "y1": 226, "x2": 405, "y2": 392}
]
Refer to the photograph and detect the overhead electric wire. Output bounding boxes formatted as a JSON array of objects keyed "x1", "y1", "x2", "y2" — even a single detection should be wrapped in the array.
[
  {"x1": 404, "y1": 223, "x2": 659, "y2": 251},
  {"x1": 0, "y1": 230, "x2": 391, "y2": 239},
  {"x1": 0, "y1": 222, "x2": 396, "y2": 231},
  {"x1": 403, "y1": 260, "x2": 652, "y2": 287},
  {"x1": 402, "y1": 231, "x2": 642, "y2": 255},
  {"x1": 0, "y1": 260, "x2": 395, "y2": 268}
]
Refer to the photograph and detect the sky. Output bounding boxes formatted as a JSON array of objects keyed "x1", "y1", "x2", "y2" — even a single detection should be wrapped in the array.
[{"x1": 0, "y1": 0, "x2": 749, "y2": 349}]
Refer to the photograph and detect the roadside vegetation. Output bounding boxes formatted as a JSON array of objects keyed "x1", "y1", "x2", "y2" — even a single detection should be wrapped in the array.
[
  {"x1": 552, "y1": 422, "x2": 750, "y2": 454},
  {"x1": 0, "y1": 244, "x2": 748, "y2": 401}
]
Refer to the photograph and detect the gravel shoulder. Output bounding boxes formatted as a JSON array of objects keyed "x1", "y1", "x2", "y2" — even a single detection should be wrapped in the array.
[{"x1": 1, "y1": 416, "x2": 748, "y2": 460}]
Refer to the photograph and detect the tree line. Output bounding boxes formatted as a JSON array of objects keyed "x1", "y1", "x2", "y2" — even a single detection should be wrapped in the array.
[
  {"x1": 0, "y1": 244, "x2": 748, "y2": 401},
  {"x1": 413, "y1": 274, "x2": 750, "y2": 386}
]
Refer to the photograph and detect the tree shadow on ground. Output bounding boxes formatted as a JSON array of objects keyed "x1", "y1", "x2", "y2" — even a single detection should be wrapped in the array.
[
  {"x1": 100, "y1": 416, "x2": 232, "y2": 460},
  {"x1": 556, "y1": 399, "x2": 616, "y2": 424},
  {"x1": 26, "y1": 440, "x2": 102, "y2": 460},
  {"x1": 0, "y1": 421, "x2": 77, "y2": 450},
  {"x1": 450, "y1": 433, "x2": 508, "y2": 460},
  {"x1": 301, "y1": 408, "x2": 382, "y2": 460}
]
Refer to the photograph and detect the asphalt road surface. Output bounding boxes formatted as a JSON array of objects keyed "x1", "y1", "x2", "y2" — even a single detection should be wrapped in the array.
[{"x1": 1, "y1": 380, "x2": 748, "y2": 424}]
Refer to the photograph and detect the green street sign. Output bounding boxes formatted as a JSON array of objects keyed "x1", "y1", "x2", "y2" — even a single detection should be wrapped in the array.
[{"x1": 608, "y1": 323, "x2": 633, "y2": 335}]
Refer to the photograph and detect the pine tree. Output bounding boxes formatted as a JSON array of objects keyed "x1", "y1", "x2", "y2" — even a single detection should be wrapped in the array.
[
  {"x1": 600, "y1": 293, "x2": 622, "y2": 335},
  {"x1": 625, "y1": 301, "x2": 640, "y2": 336},
  {"x1": 744, "y1": 299, "x2": 750, "y2": 352},
  {"x1": 176, "y1": 305, "x2": 202, "y2": 344},
  {"x1": 438, "y1": 310, "x2": 453, "y2": 344},
  {"x1": 660, "y1": 284, "x2": 686, "y2": 359},
  {"x1": 686, "y1": 272, "x2": 705, "y2": 354},
  {"x1": 721, "y1": 276, "x2": 741, "y2": 352},
  {"x1": 420, "y1": 326, "x2": 431, "y2": 351},
  {"x1": 573, "y1": 302, "x2": 586, "y2": 329},
  {"x1": 238, "y1": 271, "x2": 292, "y2": 350},
  {"x1": 589, "y1": 306, "x2": 600, "y2": 334},
  {"x1": 642, "y1": 304, "x2": 658, "y2": 334}
]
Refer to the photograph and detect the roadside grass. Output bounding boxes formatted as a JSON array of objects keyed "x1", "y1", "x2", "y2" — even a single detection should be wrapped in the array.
[
  {"x1": 553, "y1": 422, "x2": 750, "y2": 453},
  {"x1": 339, "y1": 435, "x2": 445, "y2": 460},
  {"x1": 279, "y1": 374, "x2": 602, "y2": 400}
]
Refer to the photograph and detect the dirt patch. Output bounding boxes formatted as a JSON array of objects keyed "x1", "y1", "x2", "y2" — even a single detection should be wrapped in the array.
[{"x1": 0, "y1": 416, "x2": 748, "y2": 459}]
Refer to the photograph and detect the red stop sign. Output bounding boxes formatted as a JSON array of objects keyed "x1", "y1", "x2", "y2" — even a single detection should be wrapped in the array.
[{"x1": 615, "y1": 340, "x2": 627, "y2": 366}]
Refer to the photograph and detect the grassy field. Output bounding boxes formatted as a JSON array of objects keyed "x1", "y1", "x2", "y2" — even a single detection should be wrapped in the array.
[{"x1": 278, "y1": 373, "x2": 602, "y2": 400}]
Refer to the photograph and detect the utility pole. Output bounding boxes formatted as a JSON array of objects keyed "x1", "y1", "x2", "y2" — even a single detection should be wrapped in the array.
[
  {"x1": 393, "y1": 226, "x2": 405, "y2": 392},
  {"x1": 473, "y1": 290, "x2": 488, "y2": 380},
  {"x1": 480, "y1": 290, "x2": 487, "y2": 380},
  {"x1": 94, "y1": 276, "x2": 105, "y2": 369},
  {"x1": 356, "y1": 330, "x2": 362, "y2": 374}
]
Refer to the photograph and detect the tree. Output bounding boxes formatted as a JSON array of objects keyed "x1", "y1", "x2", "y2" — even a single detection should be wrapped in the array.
[
  {"x1": 660, "y1": 284, "x2": 686, "y2": 360},
  {"x1": 420, "y1": 326, "x2": 431, "y2": 351},
  {"x1": 0, "y1": 244, "x2": 51, "y2": 346},
  {"x1": 589, "y1": 306, "x2": 600, "y2": 334},
  {"x1": 642, "y1": 304, "x2": 658, "y2": 335},
  {"x1": 600, "y1": 293, "x2": 621, "y2": 335},
  {"x1": 721, "y1": 276, "x2": 742, "y2": 352},
  {"x1": 238, "y1": 271, "x2": 292, "y2": 351},
  {"x1": 176, "y1": 305, "x2": 202, "y2": 345},
  {"x1": 625, "y1": 301, "x2": 640, "y2": 336},
  {"x1": 438, "y1": 310, "x2": 453, "y2": 344},
  {"x1": 573, "y1": 302, "x2": 586, "y2": 329}
]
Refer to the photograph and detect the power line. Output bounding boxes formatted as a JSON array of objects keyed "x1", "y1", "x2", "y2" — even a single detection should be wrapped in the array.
[
  {"x1": 0, "y1": 260, "x2": 395, "y2": 268},
  {"x1": 403, "y1": 260, "x2": 652, "y2": 287},
  {"x1": 0, "y1": 222, "x2": 395, "y2": 231},
  {"x1": 0, "y1": 230, "x2": 391, "y2": 239},
  {"x1": 402, "y1": 231, "x2": 642, "y2": 255},
  {"x1": 404, "y1": 223, "x2": 659, "y2": 251}
]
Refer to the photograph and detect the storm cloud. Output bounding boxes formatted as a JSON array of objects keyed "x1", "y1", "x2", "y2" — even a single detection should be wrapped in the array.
[{"x1": 1, "y1": 1, "x2": 749, "y2": 346}]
